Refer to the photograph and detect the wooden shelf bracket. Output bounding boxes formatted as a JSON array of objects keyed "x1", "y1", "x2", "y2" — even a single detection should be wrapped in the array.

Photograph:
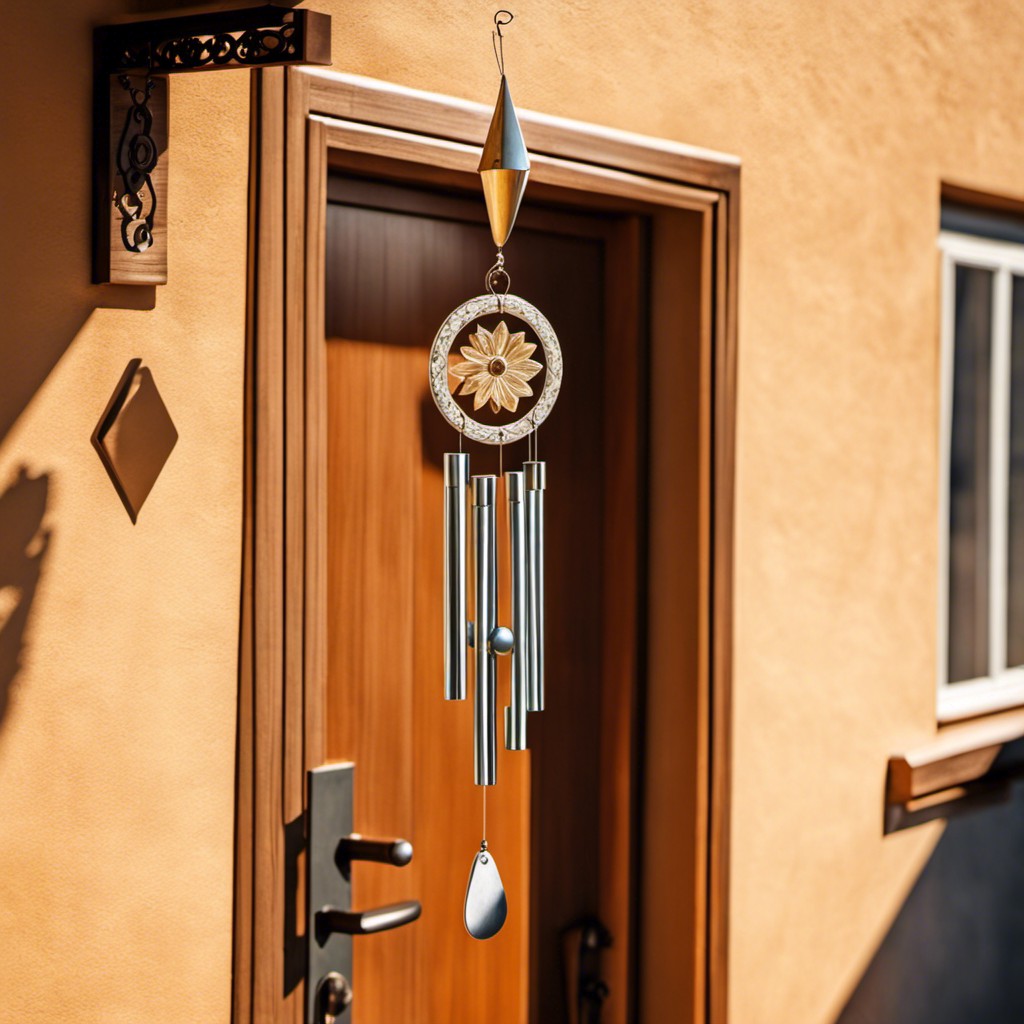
[{"x1": 92, "y1": 5, "x2": 331, "y2": 285}]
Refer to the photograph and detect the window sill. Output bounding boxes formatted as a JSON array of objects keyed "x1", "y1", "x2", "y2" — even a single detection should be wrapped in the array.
[
  {"x1": 938, "y1": 673, "x2": 1024, "y2": 723},
  {"x1": 888, "y1": 707, "x2": 1024, "y2": 806}
]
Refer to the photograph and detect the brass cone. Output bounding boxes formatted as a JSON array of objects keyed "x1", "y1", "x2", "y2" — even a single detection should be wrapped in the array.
[{"x1": 478, "y1": 75, "x2": 530, "y2": 248}]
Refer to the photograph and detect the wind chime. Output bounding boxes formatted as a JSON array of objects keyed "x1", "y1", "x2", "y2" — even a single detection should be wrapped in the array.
[{"x1": 429, "y1": 10, "x2": 562, "y2": 940}]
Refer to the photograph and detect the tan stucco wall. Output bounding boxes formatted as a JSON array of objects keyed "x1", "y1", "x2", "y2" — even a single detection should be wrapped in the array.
[
  {"x1": 338, "y1": 4, "x2": 1021, "y2": 1021},
  {"x1": 0, "y1": 2, "x2": 247, "y2": 1021},
  {"x1": 2, "y1": 0, "x2": 1022, "y2": 1021}
]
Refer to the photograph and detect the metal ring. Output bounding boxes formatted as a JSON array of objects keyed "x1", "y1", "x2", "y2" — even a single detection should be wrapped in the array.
[{"x1": 428, "y1": 293, "x2": 562, "y2": 446}]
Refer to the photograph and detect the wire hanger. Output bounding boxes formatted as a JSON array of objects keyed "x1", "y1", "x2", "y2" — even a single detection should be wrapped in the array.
[{"x1": 492, "y1": 10, "x2": 513, "y2": 76}]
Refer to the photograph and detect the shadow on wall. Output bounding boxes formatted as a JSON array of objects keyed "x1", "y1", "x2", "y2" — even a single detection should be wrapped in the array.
[
  {"x1": 0, "y1": 0, "x2": 155, "y2": 459},
  {"x1": 92, "y1": 359, "x2": 179, "y2": 523},
  {"x1": 0, "y1": 1, "x2": 155, "y2": 733},
  {"x1": 0, "y1": 469, "x2": 51, "y2": 736},
  {"x1": 836, "y1": 746, "x2": 1024, "y2": 1024}
]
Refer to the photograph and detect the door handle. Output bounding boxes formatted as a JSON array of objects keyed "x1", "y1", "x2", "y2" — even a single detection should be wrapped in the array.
[
  {"x1": 335, "y1": 834, "x2": 413, "y2": 879},
  {"x1": 317, "y1": 899, "x2": 422, "y2": 938},
  {"x1": 323, "y1": 833, "x2": 421, "y2": 935},
  {"x1": 307, "y1": 764, "x2": 422, "y2": 1024}
]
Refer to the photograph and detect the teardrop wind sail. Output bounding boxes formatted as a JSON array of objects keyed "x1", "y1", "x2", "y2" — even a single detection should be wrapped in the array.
[
  {"x1": 429, "y1": 9, "x2": 560, "y2": 942},
  {"x1": 464, "y1": 842, "x2": 509, "y2": 940}
]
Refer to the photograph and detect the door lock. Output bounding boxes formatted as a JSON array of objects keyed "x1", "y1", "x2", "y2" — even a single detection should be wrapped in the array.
[
  {"x1": 314, "y1": 972, "x2": 353, "y2": 1024},
  {"x1": 563, "y1": 917, "x2": 612, "y2": 1024},
  {"x1": 307, "y1": 763, "x2": 422, "y2": 1024}
]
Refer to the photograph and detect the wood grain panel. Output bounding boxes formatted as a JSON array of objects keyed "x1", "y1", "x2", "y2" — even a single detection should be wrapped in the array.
[
  {"x1": 237, "y1": 67, "x2": 739, "y2": 1024},
  {"x1": 640, "y1": 207, "x2": 713, "y2": 1024},
  {"x1": 325, "y1": 179, "x2": 618, "y2": 1023},
  {"x1": 326, "y1": 338, "x2": 420, "y2": 1023},
  {"x1": 304, "y1": 115, "x2": 329, "y2": 774},
  {"x1": 708, "y1": 189, "x2": 739, "y2": 1024},
  {"x1": 598, "y1": 216, "x2": 646, "y2": 1021},
  {"x1": 284, "y1": 67, "x2": 310, "y2": 828},
  {"x1": 412, "y1": 413, "x2": 531, "y2": 1024},
  {"x1": 324, "y1": 335, "x2": 530, "y2": 1024},
  {"x1": 304, "y1": 70, "x2": 740, "y2": 193},
  {"x1": 316, "y1": 117, "x2": 716, "y2": 214}
]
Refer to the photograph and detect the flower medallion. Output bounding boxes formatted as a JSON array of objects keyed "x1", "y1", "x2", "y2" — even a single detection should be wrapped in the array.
[{"x1": 449, "y1": 320, "x2": 543, "y2": 414}]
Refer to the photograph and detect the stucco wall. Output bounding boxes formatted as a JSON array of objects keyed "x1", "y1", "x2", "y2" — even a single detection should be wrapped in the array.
[
  {"x1": 0, "y1": 2, "x2": 247, "y2": 1021},
  {"x1": 337, "y1": 3, "x2": 1022, "y2": 1022},
  {"x1": 2, "y1": 0, "x2": 1022, "y2": 1021}
]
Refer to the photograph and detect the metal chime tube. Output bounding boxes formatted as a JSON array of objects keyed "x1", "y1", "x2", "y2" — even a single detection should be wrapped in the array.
[
  {"x1": 473, "y1": 475, "x2": 498, "y2": 785},
  {"x1": 444, "y1": 453, "x2": 469, "y2": 701},
  {"x1": 505, "y1": 472, "x2": 528, "y2": 750},
  {"x1": 524, "y1": 461, "x2": 546, "y2": 712}
]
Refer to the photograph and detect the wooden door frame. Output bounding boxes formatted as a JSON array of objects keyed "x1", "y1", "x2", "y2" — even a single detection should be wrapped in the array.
[{"x1": 234, "y1": 66, "x2": 740, "y2": 1024}]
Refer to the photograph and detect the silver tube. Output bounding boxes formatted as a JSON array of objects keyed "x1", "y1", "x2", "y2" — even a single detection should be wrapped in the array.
[
  {"x1": 444, "y1": 453, "x2": 469, "y2": 701},
  {"x1": 505, "y1": 472, "x2": 528, "y2": 750},
  {"x1": 472, "y1": 475, "x2": 497, "y2": 785},
  {"x1": 524, "y1": 461, "x2": 546, "y2": 712}
]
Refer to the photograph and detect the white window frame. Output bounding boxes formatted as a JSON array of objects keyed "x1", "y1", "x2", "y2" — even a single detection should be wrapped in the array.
[{"x1": 938, "y1": 230, "x2": 1024, "y2": 721}]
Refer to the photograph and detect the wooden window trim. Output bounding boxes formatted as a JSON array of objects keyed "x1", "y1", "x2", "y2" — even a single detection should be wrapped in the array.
[
  {"x1": 942, "y1": 181, "x2": 1024, "y2": 223},
  {"x1": 888, "y1": 707, "x2": 1024, "y2": 805},
  {"x1": 235, "y1": 66, "x2": 740, "y2": 1024}
]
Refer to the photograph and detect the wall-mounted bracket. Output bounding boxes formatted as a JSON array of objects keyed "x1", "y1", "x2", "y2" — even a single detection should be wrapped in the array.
[{"x1": 93, "y1": 5, "x2": 331, "y2": 285}]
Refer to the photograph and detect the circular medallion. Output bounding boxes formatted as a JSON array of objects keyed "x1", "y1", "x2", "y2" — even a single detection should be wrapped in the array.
[{"x1": 428, "y1": 293, "x2": 562, "y2": 445}]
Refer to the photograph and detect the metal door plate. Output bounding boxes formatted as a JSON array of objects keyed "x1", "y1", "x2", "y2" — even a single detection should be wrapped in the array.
[{"x1": 307, "y1": 762, "x2": 354, "y2": 1023}]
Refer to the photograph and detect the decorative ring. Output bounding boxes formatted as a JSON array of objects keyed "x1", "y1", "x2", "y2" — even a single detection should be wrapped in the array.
[
  {"x1": 428, "y1": 293, "x2": 562, "y2": 445},
  {"x1": 128, "y1": 135, "x2": 157, "y2": 173}
]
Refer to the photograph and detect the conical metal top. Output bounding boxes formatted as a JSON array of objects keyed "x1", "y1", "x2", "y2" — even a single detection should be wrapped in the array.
[{"x1": 478, "y1": 75, "x2": 530, "y2": 248}]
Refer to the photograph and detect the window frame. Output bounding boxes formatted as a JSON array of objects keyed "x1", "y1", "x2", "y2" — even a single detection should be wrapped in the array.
[{"x1": 938, "y1": 229, "x2": 1024, "y2": 721}]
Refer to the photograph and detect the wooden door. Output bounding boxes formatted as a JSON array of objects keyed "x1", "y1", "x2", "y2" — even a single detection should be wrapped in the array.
[{"x1": 324, "y1": 173, "x2": 644, "y2": 1022}]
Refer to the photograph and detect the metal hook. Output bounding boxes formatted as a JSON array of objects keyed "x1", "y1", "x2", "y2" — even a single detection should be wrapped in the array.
[{"x1": 492, "y1": 10, "x2": 513, "y2": 76}]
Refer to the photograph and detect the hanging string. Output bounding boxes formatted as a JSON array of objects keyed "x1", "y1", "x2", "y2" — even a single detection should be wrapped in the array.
[
  {"x1": 482, "y1": 429, "x2": 505, "y2": 849},
  {"x1": 492, "y1": 10, "x2": 513, "y2": 77},
  {"x1": 481, "y1": 5, "x2": 512, "y2": 860}
]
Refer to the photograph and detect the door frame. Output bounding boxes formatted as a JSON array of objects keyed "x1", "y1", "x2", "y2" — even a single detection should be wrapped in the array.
[{"x1": 234, "y1": 66, "x2": 740, "y2": 1024}]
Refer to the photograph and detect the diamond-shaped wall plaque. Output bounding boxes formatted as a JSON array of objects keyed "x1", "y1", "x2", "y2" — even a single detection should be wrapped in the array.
[{"x1": 92, "y1": 359, "x2": 178, "y2": 523}]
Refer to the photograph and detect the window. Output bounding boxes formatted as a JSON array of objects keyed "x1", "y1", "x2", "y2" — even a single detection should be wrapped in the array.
[{"x1": 939, "y1": 205, "x2": 1024, "y2": 720}]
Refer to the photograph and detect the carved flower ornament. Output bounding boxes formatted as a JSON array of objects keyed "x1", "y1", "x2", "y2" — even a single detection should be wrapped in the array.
[{"x1": 449, "y1": 320, "x2": 543, "y2": 414}]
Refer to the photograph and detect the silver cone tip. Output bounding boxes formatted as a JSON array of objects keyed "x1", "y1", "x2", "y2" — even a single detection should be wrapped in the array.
[{"x1": 478, "y1": 75, "x2": 530, "y2": 173}]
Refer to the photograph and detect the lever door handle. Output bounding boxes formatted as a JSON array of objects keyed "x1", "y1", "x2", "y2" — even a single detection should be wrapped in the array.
[
  {"x1": 317, "y1": 900, "x2": 422, "y2": 937},
  {"x1": 335, "y1": 834, "x2": 413, "y2": 878},
  {"x1": 307, "y1": 765, "x2": 421, "y2": 1024}
]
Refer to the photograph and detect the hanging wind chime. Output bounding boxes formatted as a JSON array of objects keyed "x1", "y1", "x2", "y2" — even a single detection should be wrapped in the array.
[{"x1": 430, "y1": 10, "x2": 561, "y2": 941}]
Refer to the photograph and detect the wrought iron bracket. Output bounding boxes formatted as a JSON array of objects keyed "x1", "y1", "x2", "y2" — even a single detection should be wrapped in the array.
[{"x1": 93, "y1": 5, "x2": 331, "y2": 285}]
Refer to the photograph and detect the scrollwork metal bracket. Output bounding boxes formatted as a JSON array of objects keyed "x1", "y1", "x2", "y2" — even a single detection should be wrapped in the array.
[
  {"x1": 93, "y1": 5, "x2": 331, "y2": 285},
  {"x1": 115, "y1": 75, "x2": 157, "y2": 255}
]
